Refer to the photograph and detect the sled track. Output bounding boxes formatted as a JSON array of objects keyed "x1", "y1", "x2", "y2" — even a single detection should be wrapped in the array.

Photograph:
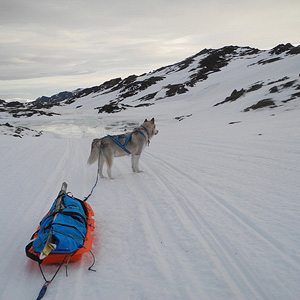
[
  {"x1": 143, "y1": 151, "x2": 298, "y2": 300},
  {"x1": 148, "y1": 152, "x2": 300, "y2": 267},
  {"x1": 142, "y1": 154, "x2": 267, "y2": 299},
  {"x1": 1, "y1": 133, "x2": 299, "y2": 300}
]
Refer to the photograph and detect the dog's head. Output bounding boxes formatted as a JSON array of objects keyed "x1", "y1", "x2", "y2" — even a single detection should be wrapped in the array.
[{"x1": 143, "y1": 118, "x2": 158, "y2": 139}]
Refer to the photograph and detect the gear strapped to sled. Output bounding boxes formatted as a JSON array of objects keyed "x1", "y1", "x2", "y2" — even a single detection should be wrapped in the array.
[
  {"x1": 25, "y1": 182, "x2": 95, "y2": 299},
  {"x1": 26, "y1": 183, "x2": 94, "y2": 264}
]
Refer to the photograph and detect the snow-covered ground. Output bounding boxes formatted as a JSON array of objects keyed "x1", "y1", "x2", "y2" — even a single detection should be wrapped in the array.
[{"x1": 1, "y1": 47, "x2": 300, "y2": 299}]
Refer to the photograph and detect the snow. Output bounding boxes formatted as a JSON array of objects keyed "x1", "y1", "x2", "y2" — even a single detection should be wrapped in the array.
[{"x1": 1, "y1": 50, "x2": 300, "y2": 300}]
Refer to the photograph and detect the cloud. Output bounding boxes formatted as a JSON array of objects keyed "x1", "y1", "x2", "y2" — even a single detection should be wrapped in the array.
[{"x1": 1, "y1": 0, "x2": 300, "y2": 100}]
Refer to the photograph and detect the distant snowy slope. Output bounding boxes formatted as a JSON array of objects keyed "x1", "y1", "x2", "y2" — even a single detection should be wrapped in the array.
[
  {"x1": 52, "y1": 43, "x2": 300, "y2": 116},
  {"x1": 1, "y1": 43, "x2": 299, "y2": 126}
]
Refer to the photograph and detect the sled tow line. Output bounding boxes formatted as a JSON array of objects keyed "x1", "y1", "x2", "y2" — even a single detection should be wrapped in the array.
[{"x1": 36, "y1": 256, "x2": 67, "y2": 300}]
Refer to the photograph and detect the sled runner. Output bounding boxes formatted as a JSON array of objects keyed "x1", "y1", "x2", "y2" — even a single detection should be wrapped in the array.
[{"x1": 25, "y1": 182, "x2": 95, "y2": 264}]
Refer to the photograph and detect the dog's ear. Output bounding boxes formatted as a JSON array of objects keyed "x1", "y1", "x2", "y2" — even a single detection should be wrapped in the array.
[
  {"x1": 144, "y1": 119, "x2": 148, "y2": 122},
  {"x1": 150, "y1": 118, "x2": 155, "y2": 123}
]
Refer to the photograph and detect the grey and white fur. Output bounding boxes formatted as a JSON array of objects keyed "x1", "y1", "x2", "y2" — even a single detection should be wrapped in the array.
[{"x1": 87, "y1": 118, "x2": 158, "y2": 179}]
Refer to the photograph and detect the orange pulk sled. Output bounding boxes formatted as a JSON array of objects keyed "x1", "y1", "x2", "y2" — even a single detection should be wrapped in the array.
[{"x1": 25, "y1": 182, "x2": 95, "y2": 300}]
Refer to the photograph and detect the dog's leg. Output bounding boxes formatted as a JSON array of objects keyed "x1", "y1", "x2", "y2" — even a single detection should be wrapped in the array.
[
  {"x1": 131, "y1": 154, "x2": 137, "y2": 172},
  {"x1": 131, "y1": 154, "x2": 142, "y2": 173},
  {"x1": 107, "y1": 157, "x2": 114, "y2": 179},
  {"x1": 104, "y1": 152, "x2": 114, "y2": 179},
  {"x1": 98, "y1": 152, "x2": 105, "y2": 178},
  {"x1": 135, "y1": 154, "x2": 142, "y2": 173}
]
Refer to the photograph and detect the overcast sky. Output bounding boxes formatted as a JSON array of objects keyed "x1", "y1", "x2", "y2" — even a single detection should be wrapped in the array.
[{"x1": 1, "y1": 0, "x2": 299, "y2": 101}]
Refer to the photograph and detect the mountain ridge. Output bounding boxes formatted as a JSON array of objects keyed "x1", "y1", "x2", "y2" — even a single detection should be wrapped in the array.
[
  {"x1": 67, "y1": 43, "x2": 300, "y2": 114},
  {"x1": 0, "y1": 43, "x2": 299, "y2": 121}
]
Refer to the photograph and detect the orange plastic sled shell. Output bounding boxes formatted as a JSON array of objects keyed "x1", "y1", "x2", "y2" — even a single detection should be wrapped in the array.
[{"x1": 27, "y1": 202, "x2": 95, "y2": 264}]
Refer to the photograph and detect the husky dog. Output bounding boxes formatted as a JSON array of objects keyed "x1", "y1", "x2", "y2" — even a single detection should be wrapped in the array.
[{"x1": 87, "y1": 118, "x2": 158, "y2": 179}]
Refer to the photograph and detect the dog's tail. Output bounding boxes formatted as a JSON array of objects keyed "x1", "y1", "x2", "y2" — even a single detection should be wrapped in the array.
[{"x1": 87, "y1": 139, "x2": 101, "y2": 165}]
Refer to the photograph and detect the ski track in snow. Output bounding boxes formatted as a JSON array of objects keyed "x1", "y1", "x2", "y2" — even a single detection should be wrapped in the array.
[
  {"x1": 151, "y1": 149, "x2": 300, "y2": 267},
  {"x1": 144, "y1": 150, "x2": 299, "y2": 300},
  {"x1": 0, "y1": 112, "x2": 300, "y2": 300}
]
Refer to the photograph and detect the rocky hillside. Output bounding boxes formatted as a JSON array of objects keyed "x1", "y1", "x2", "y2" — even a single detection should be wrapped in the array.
[
  {"x1": 1, "y1": 43, "x2": 299, "y2": 123},
  {"x1": 66, "y1": 43, "x2": 300, "y2": 114}
]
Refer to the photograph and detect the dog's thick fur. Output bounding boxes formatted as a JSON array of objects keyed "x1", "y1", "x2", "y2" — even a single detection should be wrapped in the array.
[{"x1": 88, "y1": 118, "x2": 158, "y2": 179}]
